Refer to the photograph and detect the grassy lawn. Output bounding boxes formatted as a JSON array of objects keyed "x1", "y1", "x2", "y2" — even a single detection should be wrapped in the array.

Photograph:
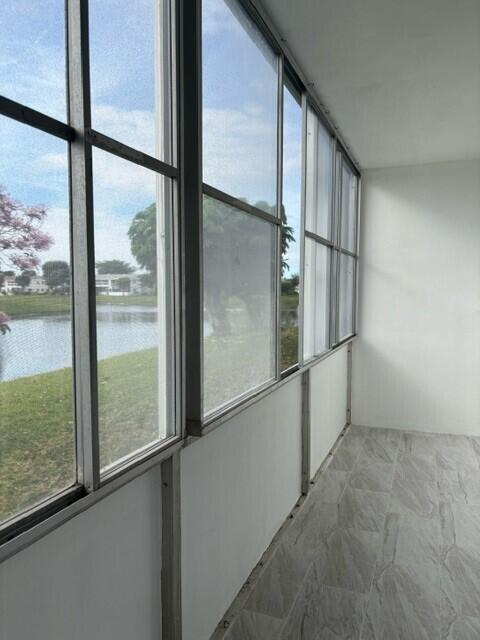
[
  {"x1": 0, "y1": 294, "x2": 156, "y2": 318},
  {"x1": 0, "y1": 302, "x2": 299, "y2": 521},
  {"x1": 0, "y1": 348, "x2": 159, "y2": 522}
]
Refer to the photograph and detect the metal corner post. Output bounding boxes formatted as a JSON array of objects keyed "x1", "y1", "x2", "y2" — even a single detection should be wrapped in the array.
[
  {"x1": 161, "y1": 453, "x2": 182, "y2": 640},
  {"x1": 179, "y1": 0, "x2": 203, "y2": 435},
  {"x1": 67, "y1": 0, "x2": 100, "y2": 491},
  {"x1": 346, "y1": 341, "x2": 352, "y2": 425},
  {"x1": 301, "y1": 368, "x2": 311, "y2": 495}
]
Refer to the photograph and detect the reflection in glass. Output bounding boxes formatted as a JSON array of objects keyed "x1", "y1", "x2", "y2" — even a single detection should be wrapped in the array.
[
  {"x1": 0, "y1": 0, "x2": 66, "y2": 121},
  {"x1": 339, "y1": 253, "x2": 355, "y2": 340},
  {"x1": 202, "y1": 0, "x2": 278, "y2": 211},
  {"x1": 341, "y1": 163, "x2": 358, "y2": 252},
  {"x1": 0, "y1": 117, "x2": 74, "y2": 522},
  {"x1": 303, "y1": 239, "x2": 330, "y2": 360},
  {"x1": 281, "y1": 85, "x2": 302, "y2": 371},
  {"x1": 305, "y1": 107, "x2": 333, "y2": 239},
  {"x1": 203, "y1": 195, "x2": 276, "y2": 415},
  {"x1": 89, "y1": 0, "x2": 173, "y2": 161},
  {"x1": 92, "y1": 149, "x2": 173, "y2": 471}
]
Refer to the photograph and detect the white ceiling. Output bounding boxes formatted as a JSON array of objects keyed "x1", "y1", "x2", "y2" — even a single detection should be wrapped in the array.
[{"x1": 261, "y1": 0, "x2": 480, "y2": 169}]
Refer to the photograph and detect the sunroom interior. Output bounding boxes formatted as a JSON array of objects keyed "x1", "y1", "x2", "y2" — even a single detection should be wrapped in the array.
[{"x1": 0, "y1": 0, "x2": 479, "y2": 639}]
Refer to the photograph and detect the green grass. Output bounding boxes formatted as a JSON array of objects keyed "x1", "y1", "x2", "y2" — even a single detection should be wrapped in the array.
[
  {"x1": 0, "y1": 348, "x2": 158, "y2": 522},
  {"x1": 0, "y1": 294, "x2": 156, "y2": 318}
]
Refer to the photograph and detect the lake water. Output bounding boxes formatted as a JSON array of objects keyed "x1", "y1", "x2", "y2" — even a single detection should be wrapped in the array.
[
  {"x1": 0, "y1": 303, "x2": 298, "y2": 382},
  {"x1": 0, "y1": 305, "x2": 158, "y2": 382}
]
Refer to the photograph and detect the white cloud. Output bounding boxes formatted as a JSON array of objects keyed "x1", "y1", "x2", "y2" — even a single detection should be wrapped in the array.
[
  {"x1": 91, "y1": 104, "x2": 158, "y2": 158},
  {"x1": 203, "y1": 106, "x2": 277, "y2": 205}
]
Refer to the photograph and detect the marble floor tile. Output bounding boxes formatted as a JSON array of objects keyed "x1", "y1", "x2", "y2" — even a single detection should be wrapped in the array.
[
  {"x1": 348, "y1": 457, "x2": 394, "y2": 493},
  {"x1": 362, "y1": 561, "x2": 441, "y2": 640},
  {"x1": 361, "y1": 432, "x2": 399, "y2": 464},
  {"x1": 311, "y1": 469, "x2": 348, "y2": 504},
  {"x1": 441, "y1": 614, "x2": 480, "y2": 640},
  {"x1": 281, "y1": 564, "x2": 365, "y2": 640},
  {"x1": 244, "y1": 541, "x2": 308, "y2": 619},
  {"x1": 441, "y1": 545, "x2": 480, "y2": 618},
  {"x1": 441, "y1": 589, "x2": 480, "y2": 640},
  {"x1": 322, "y1": 527, "x2": 380, "y2": 594},
  {"x1": 435, "y1": 436, "x2": 479, "y2": 471},
  {"x1": 400, "y1": 432, "x2": 437, "y2": 461},
  {"x1": 227, "y1": 429, "x2": 480, "y2": 640},
  {"x1": 438, "y1": 467, "x2": 480, "y2": 505},
  {"x1": 338, "y1": 488, "x2": 388, "y2": 533},
  {"x1": 329, "y1": 441, "x2": 361, "y2": 473},
  {"x1": 224, "y1": 610, "x2": 283, "y2": 640},
  {"x1": 440, "y1": 502, "x2": 480, "y2": 553},
  {"x1": 379, "y1": 512, "x2": 440, "y2": 571},
  {"x1": 468, "y1": 437, "x2": 480, "y2": 469},
  {"x1": 389, "y1": 454, "x2": 438, "y2": 519},
  {"x1": 284, "y1": 500, "x2": 338, "y2": 573}
]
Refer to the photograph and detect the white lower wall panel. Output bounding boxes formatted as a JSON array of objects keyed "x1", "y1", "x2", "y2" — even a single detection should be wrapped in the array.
[
  {"x1": 181, "y1": 378, "x2": 302, "y2": 640},
  {"x1": 0, "y1": 469, "x2": 162, "y2": 640},
  {"x1": 310, "y1": 346, "x2": 348, "y2": 478}
]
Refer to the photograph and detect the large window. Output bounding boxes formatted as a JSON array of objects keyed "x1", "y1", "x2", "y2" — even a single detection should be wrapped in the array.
[
  {"x1": 303, "y1": 106, "x2": 334, "y2": 361},
  {"x1": 0, "y1": 0, "x2": 360, "y2": 542},
  {"x1": 280, "y1": 84, "x2": 302, "y2": 371},
  {"x1": 202, "y1": 0, "x2": 280, "y2": 415},
  {"x1": 336, "y1": 157, "x2": 359, "y2": 341},
  {"x1": 0, "y1": 1, "x2": 176, "y2": 530}
]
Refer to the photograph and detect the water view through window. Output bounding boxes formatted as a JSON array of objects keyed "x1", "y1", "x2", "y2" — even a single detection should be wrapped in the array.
[
  {"x1": 92, "y1": 149, "x2": 173, "y2": 471},
  {"x1": 0, "y1": 117, "x2": 75, "y2": 522}
]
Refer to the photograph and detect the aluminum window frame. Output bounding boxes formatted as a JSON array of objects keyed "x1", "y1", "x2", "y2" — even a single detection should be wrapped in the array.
[
  {"x1": 0, "y1": 0, "x2": 361, "y2": 556},
  {"x1": 0, "y1": 0, "x2": 182, "y2": 546}
]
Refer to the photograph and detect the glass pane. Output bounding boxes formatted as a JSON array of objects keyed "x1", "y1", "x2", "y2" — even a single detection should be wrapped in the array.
[
  {"x1": 339, "y1": 254, "x2": 355, "y2": 339},
  {"x1": 0, "y1": 117, "x2": 74, "y2": 522},
  {"x1": 203, "y1": 195, "x2": 276, "y2": 414},
  {"x1": 303, "y1": 240, "x2": 330, "y2": 360},
  {"x1": 0, "y1": 0, "x2": 66, "y2": 121},
  {"x1": 89, "y1": 0, "x2": 173, "y2": 162},
  {"x1": 305, "y1": 106, "x2": 333, "y2": 239},
  {"x1": 281, "y1": 85, "x2": 302, "y2": 371},
  {"x1": 340, "y1": 162, "x2": 358, "y2": 252},
  {"x1": 92, "y1": 149, "x2": 174, "y2": 471},
  {"x1": 203, "y1": 0, "x2": 277, "y2": 212}
]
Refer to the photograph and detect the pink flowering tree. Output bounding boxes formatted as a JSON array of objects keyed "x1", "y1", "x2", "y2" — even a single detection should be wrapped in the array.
[
  {"x1": 0, "y1": 186, "x2": 53, "y2": 272},
  {"x1": 0, "y1": 186, "x2": 53, "y2": 334}
]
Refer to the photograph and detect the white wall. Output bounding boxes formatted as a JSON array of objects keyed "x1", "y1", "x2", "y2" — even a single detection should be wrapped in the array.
[
  {"x1": 353, "y1": 159, "x2": 480, "y2": 434},
  {"x1": 181, "y1": 378, "x2": 302, "y2": 640},
  {"x1": 310, "y1": 345, "x2": 348, "y2": 477},
  {"x1": 0, "y1": 351, "x2": 349, "y2": 640},
  {"x1": 0, "y1": 469, "x2": 162, "y2": 640}
]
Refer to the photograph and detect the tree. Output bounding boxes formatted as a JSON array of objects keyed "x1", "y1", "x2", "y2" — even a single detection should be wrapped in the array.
[
  {"x1": 281, "y1": 274, "x2": 299, "y2": 296},
  {"x1": 116, "y1": 277, "x2": 131, "y2": 293},
  {"x1": 0, "y1": 185, "x2": 52, "y2": 271},
  {"x1": 96, "y1": 259, "x2": 135, "y2": 274},
  {"x1": 128, "y1": 204, "x2": 157, "y2": 286},
  {"x1": 43, "y1": 261, "x2": 70, "y2": 290},
  {"x1": 15, "y1": 271, "x2": 33, "y2": 289}
]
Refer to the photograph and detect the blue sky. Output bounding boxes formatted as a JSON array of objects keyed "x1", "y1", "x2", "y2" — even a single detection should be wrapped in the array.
[{"x1": 0, "y1": 0, "x2": 302, "y2": 275}]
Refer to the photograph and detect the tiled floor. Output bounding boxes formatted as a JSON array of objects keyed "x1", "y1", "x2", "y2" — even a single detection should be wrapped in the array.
[{"x1": 223, "y1": 426, "x2": 480, "y2": 640}]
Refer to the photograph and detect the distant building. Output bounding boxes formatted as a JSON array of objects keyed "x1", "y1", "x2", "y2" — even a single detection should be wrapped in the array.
[
  {"x1": 25, "y1": 276, "x2": 49, "y2": 294},
  {"x1": 0, "y1": 275, "x2": 22, "y2": 295},
  {"x1": 95, "y1": 273, "x2": 149, "y2": 296}
]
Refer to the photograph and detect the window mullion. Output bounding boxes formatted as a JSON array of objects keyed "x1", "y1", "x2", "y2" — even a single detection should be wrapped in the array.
[
  {"x1": 67, "y1": 0, "x2": 100, "y2": 492},
  {"x1": 298, "y1": 91, "x2": 308, "y2": 366},
  {"x1": 275, "y1": 54, "x2": 284, "y2": 380},
  {"x1": 180, "y1": 0, "x2": 203, "y2": 435}
]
